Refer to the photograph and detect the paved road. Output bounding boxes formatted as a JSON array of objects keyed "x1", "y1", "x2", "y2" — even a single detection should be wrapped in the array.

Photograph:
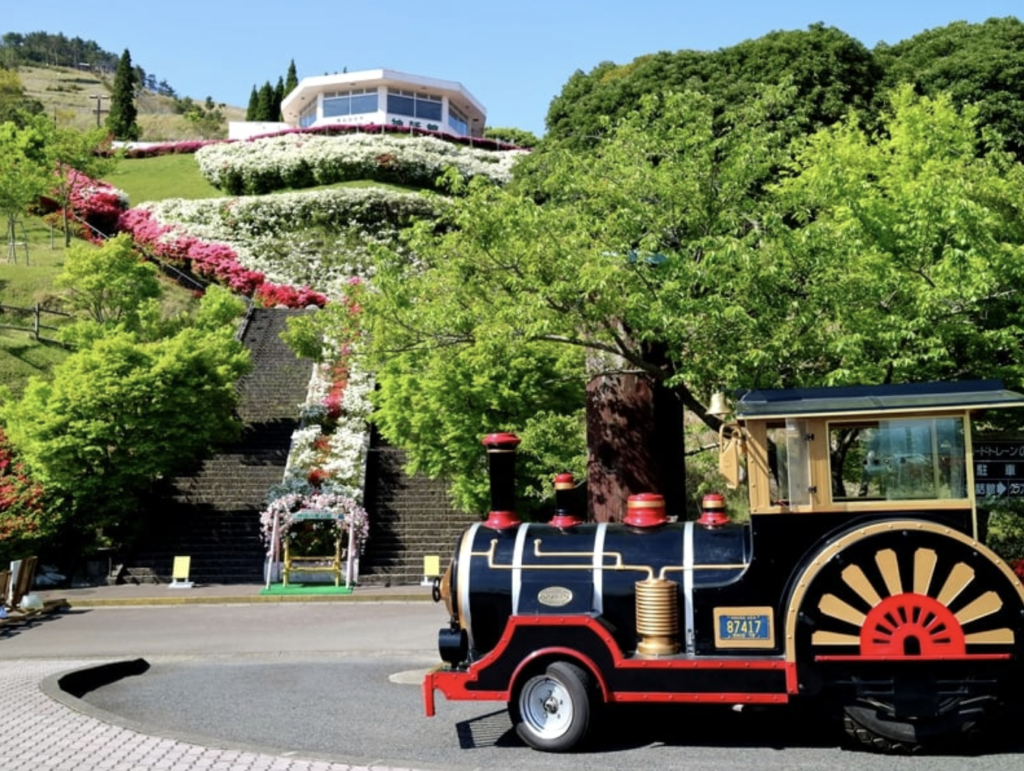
[{"x1": 4, "y1": 600, "x2": 1024, "y2": 770}]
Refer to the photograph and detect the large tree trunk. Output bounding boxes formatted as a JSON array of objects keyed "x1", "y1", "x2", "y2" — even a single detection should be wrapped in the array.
[{"x1": 586, "y1": 373, "x2": 686, "y2": 522}]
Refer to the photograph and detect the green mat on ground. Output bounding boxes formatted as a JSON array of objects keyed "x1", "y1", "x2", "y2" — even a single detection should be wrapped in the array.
[{"x1": 260, "y1": 583, "x2": 354, "y2": 596}]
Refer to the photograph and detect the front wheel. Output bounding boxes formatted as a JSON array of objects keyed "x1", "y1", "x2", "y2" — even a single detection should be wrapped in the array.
[{"x1": 509, "y1": 661, "x2": 595, "y2": 751}]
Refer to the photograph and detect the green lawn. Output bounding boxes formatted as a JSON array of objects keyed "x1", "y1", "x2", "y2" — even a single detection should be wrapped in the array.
[{"x1": 104, "y1": 153, "x2": 224, "y2": 205}]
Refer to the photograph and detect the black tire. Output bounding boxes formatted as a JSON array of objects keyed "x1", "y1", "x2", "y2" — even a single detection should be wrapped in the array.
[
  {"x1": 842, "y1": 697, "x2": 988, "y2": 754},
  {"x1": 509, "y1": 661, "x2": 595, "y2": 752}
]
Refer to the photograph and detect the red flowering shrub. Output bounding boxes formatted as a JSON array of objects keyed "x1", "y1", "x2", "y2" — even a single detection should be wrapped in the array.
[
  {"x1": 255, "y1": 282, "x2": 327, "y2": 308},
  {"x1": 0, "y1": 428, "x2": 51, "y2": 565},
  {"x1": 307, "y1": 468, "x2": 329, "y2": 487}
]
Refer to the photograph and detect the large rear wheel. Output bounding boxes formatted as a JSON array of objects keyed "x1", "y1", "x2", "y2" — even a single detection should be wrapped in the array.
[
  {"x1": 843, "y1": 694, "x2": 991, "y2": 753},
  {"x1": 509, "y1": 661, "x2": 595, "y2": 752}
]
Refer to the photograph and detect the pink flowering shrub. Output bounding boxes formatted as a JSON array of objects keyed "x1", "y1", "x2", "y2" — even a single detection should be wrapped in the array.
[
  {"x1": 35, "y1": 171, "x2": 129, "y2": 243},
  {"x1": 255, "y1": 282, "x2": 328, "y2": 309},
  {"x1": 120, "y1": 140, "x2": 224, "y2": 158},
  {"x1": 118, "y1": 207, "x2": 326, "y2": 308}
]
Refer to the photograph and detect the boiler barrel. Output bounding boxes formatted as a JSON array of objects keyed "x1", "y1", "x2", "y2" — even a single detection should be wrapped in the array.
[{"x1": 452, "y1": 521, "x2": 697, "y2": 656}]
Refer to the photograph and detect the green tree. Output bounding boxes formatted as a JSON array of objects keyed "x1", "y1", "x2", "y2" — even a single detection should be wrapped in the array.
[
  {"x1": 0, "y1": 290, "x2": 251, "y2": 549},
  {"x1": 303, "y1": 86, "x2": 793, "y2": 514},
  {"x1": 106, "y1": 48, "x2": 141, "y2": 140},
  {"x1": 0, "y1": 118, "x2": 50, "y2": 262},
  {"x1": 55, "y1": 233, "x2": 161, "y2": 327},
  {"x1": 544, "y1": 24, "x2": 880, "y2": 151},
  {"x1": 483, "y1": 126, "x2": 540, "y2": 148},
  {"x1": 0, "y1": 67, "x2": 44, "y2": 126},
  {"x1": 875, "y1": 17, "x2": 1024, "y2": 159},
  {"x1": 38, "y1": 120, "x2": 118, "y2": 246},
  {"x1": 285, "y1": 59, "x2": 299, "y2": 93},
  {"x1": 273, "y1": 76, "x2": 285, "y2": 120},
  {"x1": 768, "y1": 85, "x2": 1024, "y2": 387},
  {"x1": 246, "y1": 85, "x2": 258, "y2": 120},
  {"x1": 256, "y1": 81, "x2": 274, "y2": 121}
]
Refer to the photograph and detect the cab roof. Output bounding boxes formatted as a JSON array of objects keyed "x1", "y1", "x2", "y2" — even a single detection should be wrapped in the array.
[{"x1": 734, "y1": 380, "x2": 1024, "y2": 421}]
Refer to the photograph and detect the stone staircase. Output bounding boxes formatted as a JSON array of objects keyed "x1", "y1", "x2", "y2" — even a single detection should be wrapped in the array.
[
  {"x1": 128, "y1": 307, "x2": 315, "y2": 584},
  {"x1": 359, "y1": 431, "x2": 480, "y2": 586}
]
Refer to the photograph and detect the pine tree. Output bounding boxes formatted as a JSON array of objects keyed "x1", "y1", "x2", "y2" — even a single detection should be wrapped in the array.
[
  {"x1": 246, "y1": 85, "x2": 259, "y2": 120},
  {"x1": 256, "y1": 81, "x2": 274, "y2": 121},
  {"x1": 106, "y1": 48, "x2": 140, "y2": 140},
  {"x1": 273, "y1": 76, "x2": 285, "y2": 120},
  {"x1": 285, "y1": 60, "x2": 298, "y2": 93}
]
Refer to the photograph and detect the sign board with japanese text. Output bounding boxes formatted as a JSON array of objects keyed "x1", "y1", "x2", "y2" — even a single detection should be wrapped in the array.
[{"x1": 974, "y1": 440, "x2": 1024, "y2": 498}]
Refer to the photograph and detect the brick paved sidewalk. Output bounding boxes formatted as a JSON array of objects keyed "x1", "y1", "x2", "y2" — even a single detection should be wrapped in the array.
[{"x1": 2, "y1": 658, "x2": 435, "y2": 771}]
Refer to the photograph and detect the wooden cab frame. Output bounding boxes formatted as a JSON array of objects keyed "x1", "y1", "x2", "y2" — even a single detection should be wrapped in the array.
[{"x1": 720, "y1": 381, "x2": 1024, "y2": 537}]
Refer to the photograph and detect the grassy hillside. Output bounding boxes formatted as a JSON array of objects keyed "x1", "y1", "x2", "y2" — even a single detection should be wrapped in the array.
[
  {"x1": 1, "y1": 149, "x2": 225, "y2": 395},
  {"x1": 18, "y1": 64, "x2": 246, "y2": 140}
]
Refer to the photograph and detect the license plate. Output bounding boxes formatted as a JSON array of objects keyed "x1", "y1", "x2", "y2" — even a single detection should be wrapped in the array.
[{"x1": 713, "y1": 607, "x2": 775, "y2": 648}]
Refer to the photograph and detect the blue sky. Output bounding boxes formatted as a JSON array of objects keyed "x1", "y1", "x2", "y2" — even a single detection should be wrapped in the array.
[{"x1": 4, "y1": 1, "x2": 1022, "y2": 137}]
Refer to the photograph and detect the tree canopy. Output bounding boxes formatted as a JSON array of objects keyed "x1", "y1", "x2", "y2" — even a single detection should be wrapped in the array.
[
  {"x1": 304, "y1": 81, "x2": 1024, "y2": 515},
  {"x1": 875, "y1": 17, "x2": 1024, "y2": 158},
  {"x1": 0, "y1": 117, "x2": 50, "y2": 256},
  {"x1": 0, "y1": 67, "x2": 44, "y2": 126},
  {"x1": 0, "y1": 287, "x2": 251, "y2": 547},
  {"x1": 544, "y1": 24, "x2": 880, "y2": 151},
  {"x1": 55, "y1": 233, "x2": 161, "y2": 327},
  {"x1": 541, "y1": 18, "x2": 1024, "y2": 164}
]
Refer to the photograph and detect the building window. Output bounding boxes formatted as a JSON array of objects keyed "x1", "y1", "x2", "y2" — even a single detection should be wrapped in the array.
[
  {"x1": 323, "y1": 88, "x2": 379, "y2": 118},
  {"x1": 299, "y1": 101, "x2": 318, "y2": 128},
  {"x1": 448, "y1": 105, "x2": 469, "y2": 136},
  {"x1": 387, "y1": 88, "x2": 443, "y2": 122}
]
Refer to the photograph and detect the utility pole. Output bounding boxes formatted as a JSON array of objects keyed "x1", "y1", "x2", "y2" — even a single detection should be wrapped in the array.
[{"x1": 89, "y1": 94, "x2": 109, "y2": 127}]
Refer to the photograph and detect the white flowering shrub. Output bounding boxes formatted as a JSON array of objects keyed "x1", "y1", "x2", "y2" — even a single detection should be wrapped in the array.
[
  {"x1": 139, "y1": 187, "x2": 440, "y2": 294},
  {"x1": 195, "y1": 132, "x2": 527, "y2": 195}
]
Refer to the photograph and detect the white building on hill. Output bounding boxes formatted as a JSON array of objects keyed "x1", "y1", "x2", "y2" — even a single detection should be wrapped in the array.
[{"x1": 229, "y1": 68, "x2": 487, "y2": 141}]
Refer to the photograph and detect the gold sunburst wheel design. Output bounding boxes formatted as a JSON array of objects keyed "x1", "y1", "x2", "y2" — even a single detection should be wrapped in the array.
[{"x1": 809, "y1": 543, "x2": 1016, "y2": 657}]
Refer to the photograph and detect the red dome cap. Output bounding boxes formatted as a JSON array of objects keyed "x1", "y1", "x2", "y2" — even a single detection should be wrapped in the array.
[{"x1": 624, "y1": 493, "x2": 667, "y2": 528}]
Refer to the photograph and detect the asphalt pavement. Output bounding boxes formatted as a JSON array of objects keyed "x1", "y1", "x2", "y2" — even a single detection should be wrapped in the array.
[
  {"x1": 5, "y1": 582, "x2": 1024, "y2": 771},
  {"x1": 1, "y1": 581, "x2": 446, "y2": 771}
]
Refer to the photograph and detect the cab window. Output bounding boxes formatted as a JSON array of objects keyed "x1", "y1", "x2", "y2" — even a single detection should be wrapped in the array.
[{"x1": 829, "y1": 417, "x2": 967, "y2": 501}]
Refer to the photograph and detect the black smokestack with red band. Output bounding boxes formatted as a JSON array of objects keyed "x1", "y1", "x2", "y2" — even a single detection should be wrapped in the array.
[{"x1": 483, "y1": 432, "x2": 521, "y2": 529}]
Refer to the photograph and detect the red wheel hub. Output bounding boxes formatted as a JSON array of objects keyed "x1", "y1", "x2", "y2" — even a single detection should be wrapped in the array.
[{"x1": 860, "y1": 593, "x2": 966, "y2": 656}]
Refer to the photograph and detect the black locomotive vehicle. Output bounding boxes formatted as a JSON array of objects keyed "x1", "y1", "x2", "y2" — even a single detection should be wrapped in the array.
[{"x1": 422, "y1": 380, "x2": 1024, "y2": 753}]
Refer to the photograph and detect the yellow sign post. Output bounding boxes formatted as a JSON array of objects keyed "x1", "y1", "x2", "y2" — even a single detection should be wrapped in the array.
[
  {"x1": 169, "y1": 556, "x2": 193, "y2": 589},
  {"x1": 421, "y1": 555, "x2": 441, "y2": 586}
]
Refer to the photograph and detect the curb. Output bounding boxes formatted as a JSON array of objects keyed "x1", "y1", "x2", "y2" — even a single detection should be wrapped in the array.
[{"x1": 60, "y1": 592, "x2": 433, "y2": 607}]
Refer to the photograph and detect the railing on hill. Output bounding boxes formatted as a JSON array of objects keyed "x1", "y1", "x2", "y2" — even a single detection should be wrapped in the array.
[
  {"x1": 0, "y1": 302, "x2": 72, "y2": 344},
  {"x1": 67, "y1": 212, "x2": 217, "y2": 299}
]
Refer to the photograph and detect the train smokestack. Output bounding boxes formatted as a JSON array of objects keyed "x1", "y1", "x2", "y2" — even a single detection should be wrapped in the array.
[
  {"x1": 551, "y1": 473, "x2": 582, "y2": 528},
  {"x1": 482, "y1": 432, "x2": 521, "y2": 529}
]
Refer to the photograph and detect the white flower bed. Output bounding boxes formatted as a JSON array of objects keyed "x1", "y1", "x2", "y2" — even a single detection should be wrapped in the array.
[
  {"x1": 195, "y1": 132, "x2": 527, "y2": 194},
  {"x1": 139, "y1": 187, "x2": 439, "y2": 294}
]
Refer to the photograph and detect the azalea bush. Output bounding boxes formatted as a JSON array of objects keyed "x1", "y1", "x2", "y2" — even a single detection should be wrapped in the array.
[
  {"x1": 195, "y1": 132, "x2": 526, "y2": 195},
  {"x1": 286, "y1": 360, "x2": 374, "y2": 496},
  {"x1": 118, "y1": 206, "x2": 326, "y2": 306},
  {"x1": 0, "y1": 428, "x2": 53, "y2": 565},
  {"x1": 124, "y1": 187, "x2": 437, "y2": 296},
  {"x1": 36, "y1": 172, "x2": 130, "y2": 243}
]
